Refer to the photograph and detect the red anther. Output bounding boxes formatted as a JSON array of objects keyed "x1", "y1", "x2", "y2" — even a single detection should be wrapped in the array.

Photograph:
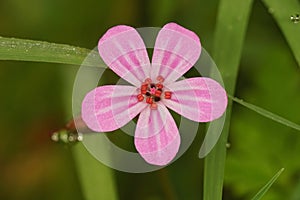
[
  {"x1": 155, "y1": 90, "x2": 162, "y2": 97},
  {"x1": 150, "y1": 103, "x2": 158, "y2": 110},
  {"x1": 164, "y1": 91, "x2": 172, "y2": 96},
  {"x1": 156, "y1": 83, "x2": 163, "y2": 89},
  {"x1": 156, "y1": 75, "x2": 164, "y2": 82},
  {"x1": 164, "y1": 91, "x2": 172, "y2": 99},
  {"x1": 141, "y1": 84, "x2": 148, "y2": 90},
  {"x1": 141, "y1": 89, "x2": 147, "y2": 94},
  {"x1": 146, "y1": 97, "x2": 153, "y2": 104},
  {"x1": 145, "y1": 78, "x2": 152, "y2": 83},
  {"x1": 137, "y1": 94, "x2": 144, "y2": 102}
]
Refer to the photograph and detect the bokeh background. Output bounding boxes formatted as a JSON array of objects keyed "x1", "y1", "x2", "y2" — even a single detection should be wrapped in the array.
[{"x1": 0, "y1": 0, "x2": 299, "y2": 199}]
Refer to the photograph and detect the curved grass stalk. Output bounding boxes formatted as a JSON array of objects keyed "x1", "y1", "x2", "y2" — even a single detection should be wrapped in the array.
[{"x1": 0, "y1": 36, "x2": 103, "y2": 67}]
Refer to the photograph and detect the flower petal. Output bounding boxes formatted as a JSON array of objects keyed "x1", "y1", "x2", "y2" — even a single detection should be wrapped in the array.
[
  {"x1": 82, "y1": 85, "x2": 147, "y2": 132},
  {"x1": 135, "y1": 104, "x2": 180, "y2": 166},
  {"x1": 151, "y1": 22, "x2": 201, "y2": 84},
  {"x1": 163, "y1": 77, "x2": 227, "y2": 122},
  {"x1": 98, "y1": 25, "x2": 150, "y2": 87}
]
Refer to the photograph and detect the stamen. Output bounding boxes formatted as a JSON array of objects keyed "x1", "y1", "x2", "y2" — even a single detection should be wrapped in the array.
[
  {"x1": 141, "y1": 84, "x2": 148, "y2": 90},
  {"x1": 145, "y1": 78, "x2": 152, "y2": 84},
  {"x1": 150, "y1": 103, "x2": 158, "y2": 110},
  {"x1": 141, "y1": 83, "x2": 148, "y2": 94},
  {"x1": 156, "y1": 75, "x2": 164, "y2": 83},
  {"x1": 154, "y1": 90, "x2": 162, "y2": 97},
  {"x1": 137, "y1": 94, "x2": 144, "y2": 101},
  {"x1": 136, "y1": 76, "x2": 171, "y2": 110},
  {"x1": 146, "y1": 97, "x2": 153, "y2": 104},
  {"x1": 164, "y1": 91, "x2": 172, "y2": 99},
  {"x1": 156, "y1": 83, "x2": 163, "y2": 89}
]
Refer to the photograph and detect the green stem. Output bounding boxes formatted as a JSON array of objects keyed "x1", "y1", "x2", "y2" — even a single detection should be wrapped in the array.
[{"x1": 203, "y1": 0, "x2": 254, "y2": 199}]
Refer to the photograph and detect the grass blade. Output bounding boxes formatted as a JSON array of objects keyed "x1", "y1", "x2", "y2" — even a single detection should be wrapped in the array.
[
  {"x1": 72, "y1": 143, "x2": 119, "y2": 200},
  {"x1": 251, "y1": 168, "x2": 284, "y2": 200},
  {"x1": 261, "y1": 0, "x2": 300, "y2": 67},
  {"x1": 0, "y1": 36, "x2": 103, "y2": 67},
  {"x1": 229, "y1": 95, "x2": 300, "y2": 132},
  {"x1": 203, "y1": 0, "x2": 254, "y2": 199}
]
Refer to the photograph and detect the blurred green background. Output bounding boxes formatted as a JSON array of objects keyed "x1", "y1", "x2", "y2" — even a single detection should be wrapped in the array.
[{"x1": 0, "y1": 0, "x2": 299, "y2": 199}]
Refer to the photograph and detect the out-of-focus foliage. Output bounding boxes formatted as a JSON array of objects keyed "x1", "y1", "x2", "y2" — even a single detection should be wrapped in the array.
[
  {"x1": 225, "y1": 1, "x2": 300, "y2": 200},
  {"x1": 0, "y1": 0, "x2": 299, "y2": 200}
]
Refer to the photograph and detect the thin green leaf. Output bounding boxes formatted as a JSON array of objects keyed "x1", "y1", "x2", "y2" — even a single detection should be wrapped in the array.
[
  {"x1": 229, "y1": 95, "x2": 300, "y2": 132},
  {"x1": 261, "y1": 0, "x2": 300, "y2": 67},
  {"x1": 251, "y1": 168, "x2": 284, "y2": 200},
  {"x1": 203, "y1": 0, "x2": 254, "y2": 200},
  {"x1": 0, "y1": 36, "x2": 104, "y2": 67}
]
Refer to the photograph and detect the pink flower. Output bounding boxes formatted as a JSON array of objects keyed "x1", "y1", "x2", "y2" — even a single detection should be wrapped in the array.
[{"x1": 81, "y1": 23, "x2": 227, "y2": 166}]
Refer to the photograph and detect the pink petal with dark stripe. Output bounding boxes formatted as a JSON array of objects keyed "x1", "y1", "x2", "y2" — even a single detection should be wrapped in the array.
[
  {"x1": 98, "y1": 25, "x2": 150, "y2": 87},
  {"x1": 151, "y1": 23, "x2": 201, "y2": 84},
  {"x1": 135, "y1": 104, "x2": 180, "y2": 166},
  {"x1": 163, "y1": 77, "x2": 227, "y2": 122},
  {"x1": 82, "y1": 85, "x2": 147, "y2": 132}
]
